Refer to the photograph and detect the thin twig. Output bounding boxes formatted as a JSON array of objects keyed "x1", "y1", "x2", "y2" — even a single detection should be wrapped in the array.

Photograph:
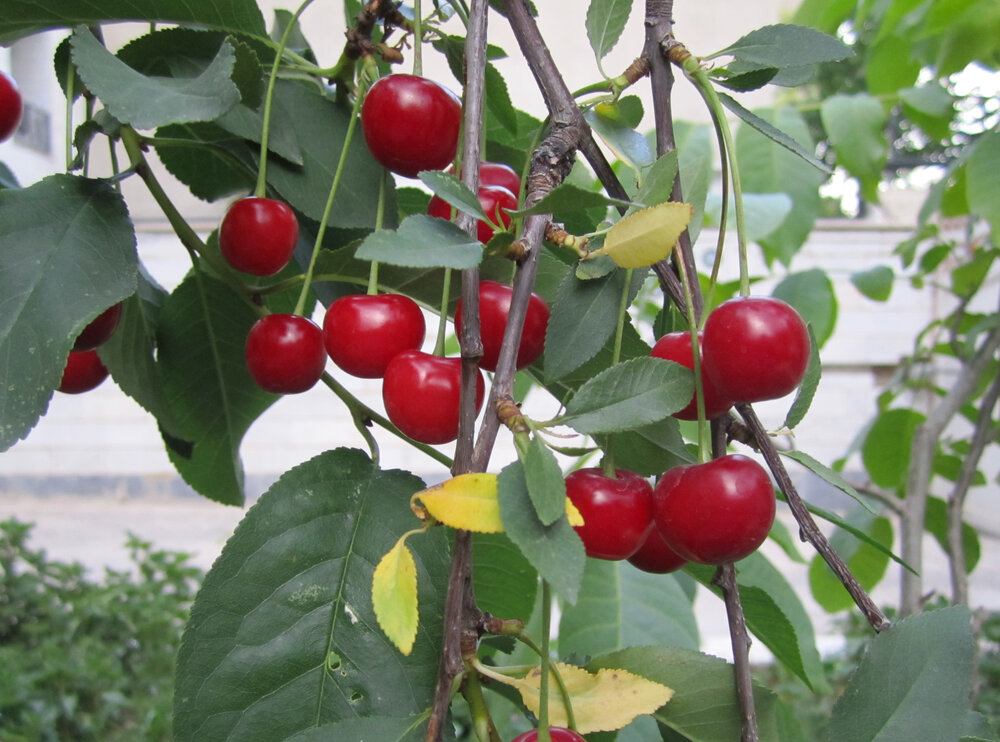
[
  {"x1": 736, "y1": 403, "x2": 892, "y2": 632},
  {"x1": 712, "y1": 564, "x2": 759, "y2": 742}
]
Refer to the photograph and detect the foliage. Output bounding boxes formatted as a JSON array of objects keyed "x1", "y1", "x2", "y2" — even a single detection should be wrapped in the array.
[
  {"x1": 0, "y1": 519, "x2": 202, "y2": 741},
  {"x1": 0, "y1": 0, "x2": 997, "y2": 740}
]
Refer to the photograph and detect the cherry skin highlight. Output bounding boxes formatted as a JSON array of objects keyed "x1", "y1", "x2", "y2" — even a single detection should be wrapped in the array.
[
  {"x1": 650, "y1": 330, "x2": 733, "y2": 420},
  {"x1": 361, "y1": 74, "x2": 461, "y2": 178},
  {"x1": 564, "y1": 467, "x2": 655, "y2": 560},
  {"x1": 219, "y1": 196, "x2": 299, "y2": 276},
  {"x1": 382, "y1": 351, "x2": 485, "y2": 444},
  {"x1": 245, "y1": 314, "x2": 326, "y2": 394},
  {"x1": 454, "y1": 281, "x2": 549, "y2": 372},
  {"x1": 323, "y1": 294, "x2": 425, "y2": 378},
  {"x1": 653, "y1": 454, "x2": 775, "y2": 565},
  {"x1": 58, "y1": 350, "x2": 109, "y2": 394},
  {"x1": 701, "y1": 296, "x2": 810, "y2": 404}
]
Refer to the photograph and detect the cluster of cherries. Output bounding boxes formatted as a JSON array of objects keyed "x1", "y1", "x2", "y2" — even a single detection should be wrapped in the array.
[
  {"x1": 219, "y1": 73, "x2": 532, "y2": 444},
  {"x1": 567, "y1": 296, "x2": 810, "y2": 572},
  {"x1": 59, "y1": 303, "x2": 123, "y2": 394}
]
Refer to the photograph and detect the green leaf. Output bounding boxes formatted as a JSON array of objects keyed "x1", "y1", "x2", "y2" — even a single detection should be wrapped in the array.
[
  {"x1": 174, "y1": 449, "x2": 451, "y2": 741},
  {"x1": 284, "y1": 716, "x2": 428, "y2": 742},
  {"x1": 485, "y1": 61, "x2": 518, "y2": 135},
  {"x1": 783, "y1": 325, "x2": 821, "y2": 429},
  {"x1": 808, "y1": 507, "x2": 893, "y2": 613},
  {"x1": 154, "y1": 122, "x2": 256, "y2": 201},
  {"x1": 827, "y1": 606, "x2": 975, "y2": 742},
  {"x1": 772, "y1": 269, "x2": 838, "y2": 348},
  {"x1": 597, "y1": 417, "x2": 695, "y2": 477},
  {"x1": 419, "y1": 170, "x2": 488, "y2": 221},
  {"x1": 925, "y1": 496, "x2": 980, "y2": 574},
  {"x1": 851, "y1": 265, "x2": 895, "y2": 301},
  {"x1": 862, "y1": 408, "x2": 926, "y2": 490},
  {"x1": 705, "y1": 192, "x2": 792, "y2": 242},
  {"x1": 70, "y1": 27, "x2": 241, "y2": 130},
  {"x1": 99, "y1": 267, "x2": 185, "y2": 439},
  {"x1": 673, "y1": 121, "x2": 715, "y2": 244},
  {"x1": 0, "y1": 0, "x2": 267, "y2": 45},
  {"x1": 711, "y1": 65, "x2": 779, "y2": 92},
  {"x1": 354, "y1": 215, "x2": 483, "y2": 269},
  {"x1": 820, "y1": 93, "x2": 888, "y2": 203},
  {"x1": 585, "y1": 0, "x2": 633, "y2": 62},
  {"x1": 585, "y1": 106, "x2": 654, "y2": 173},
  {"x1": 472, "y1": 533, "x2": 538, "y2": 621},
  {"x1": 779, "y1": 449, "x2": 876, "y2": 514},
  {"x1": 590, "y1": 646, "x2": 781, "y2": 741},
  {"x1": 967, "y1": 129, "x2": 1000, "y2": 244},
  {"x1": 521, "y1": 434, "x2": 568, "y2": 526},
  {"x1": 633, "y1": 151, "x2": 678, "y2": 210},
  {"x1": 733, "y1": 104, "x2": 826, "y2": 265},
  {"x1": 0, "y1": 174, "x2": 137, "y2": 451},
  {"x1": 791, "y1": 0, "x2": 856, "y2": 33},
  {"x1": 559, "y1": 560, "x2": 699, "y2": 660},
  {"x1": 544, "y1": 267, "x2": 642, "y2": 381},
  {"x1": 711, "y1": 24, "x2": 853, "y2": 68},
  {"x1": 157, "y1": 274, "x2": 275, "y2": 506},
  {"x1": 562, "y1": 357, "x2": 694, "y2": 435},
  {"x1": 722, "y1": 94, "x2": 831, "y2": 174},
  {"x1": 513, "y1": 182, "x2": 632, "y2": 217},
  {"x1": 497, "y1": 461, "x2": 585, "y2": 605}
]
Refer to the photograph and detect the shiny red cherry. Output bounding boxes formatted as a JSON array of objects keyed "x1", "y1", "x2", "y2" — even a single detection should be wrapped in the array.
[
  {"x1": 323, "y1": 294, "x2": 425, "y2": 378},
  {"x1": 245, "y1": 314, "x2": 326, "y2": 394},
  {"x1": 0, "y1": 70, "x2": 22, "y2": 142},
  {"x1": 701, "y1": 296, "x2": 810, "y2": 404},
  {"x1": 361, "y1": 74, "x2": 462, "y2": 178},
  {"x1": 650, "y1": 331, "x2": 732, "y2": 420},
  {"x1": 511, "y1": 727, "x2": 587, "y2": 742},
  {"x1": 58, "y1": 350, "x2": 109, "y2": 394},
  {"x1": 219, "y1": 196, "x2": 299, "y2": 276},
  {"x1": 382, "y1": 350, "x2": 485, "y2": 444},
  {"x1": 653, "y1": 454, "x2": 775, "y2": 565},
  {"x1": 565, "y1": 467, "x2": 655, "y2": 560},
  {"x1": 454, "y1": 281, "x2": 549, "y2": 371},
  {"x1": 427, "y1": 184, "x2": 517, "y2": 244}
]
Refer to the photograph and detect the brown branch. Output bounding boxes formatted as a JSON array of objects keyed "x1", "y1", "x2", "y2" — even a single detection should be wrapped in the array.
[
  {"x1": 947, "y1": 371, "x2": 1000, "y2": 605},
  {"x1": 901, "y1": 323, "x2": 1000, "y2": 615},
  {"x1": 713, "y1": 563, "x2": 759, "y2": 742},
  {"x1": 736, "y1": 403, "x2": 891, "y2": 632}
]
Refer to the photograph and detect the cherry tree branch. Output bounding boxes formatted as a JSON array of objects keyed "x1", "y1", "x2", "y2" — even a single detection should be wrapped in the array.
[
  {"x1": 735, "y1": 404, "x2": 891, "y2": 632},
  {"x1": 713, "y1": 563, "x2": 759, "y2": 742}
]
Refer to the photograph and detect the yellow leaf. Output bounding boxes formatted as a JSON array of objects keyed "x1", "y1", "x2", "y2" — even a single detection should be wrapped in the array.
[
  {"x1": 412, "y1": 473, "x2": 586, "y2": 532},
  {"x1": 372, "y1": 536, "x2": 418, "y2": 655},
  {"x1": 593, "y1": 202, "x2": 693, "y2": 268},
  {"x1": 412, "y1": 473, "x2": 504, "y2": 533},
  {"x1": 480, "y1": 661, "x2": 673, "y2": 734}
]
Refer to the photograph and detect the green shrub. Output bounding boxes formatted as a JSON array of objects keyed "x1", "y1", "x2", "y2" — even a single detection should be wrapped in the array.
[{"x1": 0, "y1": 519, "x2": 203, "y2": 741}]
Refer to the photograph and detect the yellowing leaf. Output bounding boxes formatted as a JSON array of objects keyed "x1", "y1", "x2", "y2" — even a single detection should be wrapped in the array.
[
  {"x1": 412, "y1": 472, "x2": 584, "y2": 532},
  {"x1": 372, "y1": 536, "x2": 418, "y2": 655},
  {"x1": 479, "y1": 661, "x2": 673, "y2": 734},
  {"x1": 593, "y1": 202, "x2": 692, "y2": 268},
  {"x1": 412, "y1": 473, "x2": 504, "y2": 533}
]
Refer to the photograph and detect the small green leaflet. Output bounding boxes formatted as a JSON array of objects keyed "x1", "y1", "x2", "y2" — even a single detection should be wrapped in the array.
[
  {"x1": 419, "y1": 170, "x2": 488, "y2": 222},
  {"x1": 783, "y1": 325, "x2": 821, "y2": 430},
  {"x1": 585, "y1": 0, "x2": 634, "y2": 64},
  {"x1": 850, "y1": 265, "x2": 895, "y2": 301},
  {"x1": 709, "y1": 23, "x2": 853, "y2": 69},
  {"x1": 355, "y1": 215, "x2": 483, "y2": 269}
]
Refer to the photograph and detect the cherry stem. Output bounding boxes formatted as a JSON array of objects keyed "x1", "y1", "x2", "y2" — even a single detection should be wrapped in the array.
[
  {"x1": 672, "y1": 245, "x2": 711, "y2": 463},
  {"x1": 461, "y1": 669, "x2": 500, "y2": 742},
  {"x1": 256, "y1": 0, "x2": 315, "y2": 198},
  {"x1": 367, "y1": 172, "x2": 388, "y2": 296},
  {"x1": 293, "y1": 79, "x2": 365, "y2": 317},
  {"x1": 434, "y1": 268, "x2": 453, "y2": 357},
  {"x1": 675, "y1": 52, "x2": 749, "y2": 297},
  {"x1": 537, "y1": 580, "x2": 553, "y2": 742},
  {"x1": 412, "y1": 0, "x2": 423, "y2": 76}
]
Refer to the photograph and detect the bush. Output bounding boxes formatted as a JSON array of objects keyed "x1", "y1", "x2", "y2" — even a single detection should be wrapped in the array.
[{"x1": 0, "y1": 519, "x2": 203, "y2": 741}]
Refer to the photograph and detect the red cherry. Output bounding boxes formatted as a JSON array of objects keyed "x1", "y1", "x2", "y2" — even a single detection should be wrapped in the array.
[
  {"x1": 650, "y1": 331, "x2": 732, "y2": 420},
  {"x1": 245, "y1": 314, "x2": 326, "y2": 394},
  {"x1": 323, "y1": 293, "x2": 426, "y2": 378},
  {"x1": 511, "y1": 727, "x2": 587, "y2": 742},
  {"x1": 701, "y1": 296, "x2": 810, "y2": 404},
  {"x1": 564, "y1": 468, "x2": 655, "y2": 560},
  {"x1": 653, "y1": 454, "x2": 775, "y2": 565},
  {"x1": 361, "y1": 74, "x2": 461, "y2": 178},
  {"x1": 454, "y1": 281, "x2": 549, "y2": 372},
  {"x1": 219, "y1": 197, "x2": 299, "y2": 276},
  {"x1": 0, "y1": 70, "x2": 22, "y2": 143},
  {"x1": 427, "y1": 184, "x2": 517, "y2": 244},
  {"x1": 58, "y1": 350, "x2": 109, "y2": 394},
  {"x1": 478, "y1": 161, "x2": 522, "y2": 198},
  {"x1": 382, "y1": 350, "x2": 485, "y2": 444},
  {"x1": 73, "y1": 302, "x2": 123, "y2": 351},
  {"x1": 627, "y1": 525, "x2": 688, "y2": 574}
]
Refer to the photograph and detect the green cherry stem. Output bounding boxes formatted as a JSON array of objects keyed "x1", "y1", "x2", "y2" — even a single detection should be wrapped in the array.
[
  {"x1": 256, "y1": 0, "x2": 315, "y2": 198},
  {"x1": 412, "y1": 0, "x2": 424, "y2": 77},
  {"x1": 673, "y1": 244, "x2": 712, "y2": 464},
  {"x1": 537, "y1": 580, "x2": 554, "y2": 742},
  {"x1": 677, "y1": 52, "x2": 750, "y2": 297},
  {"x1": 433, "y1": 268, "x2": 453, "y2": 357},
  {"x1": 367, "y1": 172, "x2": 388, "y2": 296},
  {"x1": 292, "y1": 79, "x2": 366, "y2": 317}
]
